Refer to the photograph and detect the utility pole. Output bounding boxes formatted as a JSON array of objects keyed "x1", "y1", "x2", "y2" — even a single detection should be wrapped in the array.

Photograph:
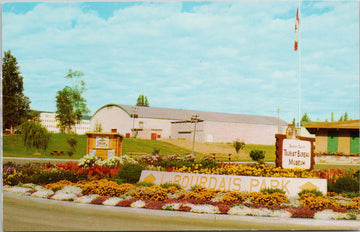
[
  {"x1": 132, "y1": 106, "x2": 138, "y2": 138},
  {"x1": 191, "y1": 114, "x2": 201, "y2": 154}
]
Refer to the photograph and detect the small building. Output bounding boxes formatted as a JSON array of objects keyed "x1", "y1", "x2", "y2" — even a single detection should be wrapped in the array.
[
  {"x1": 90, "y1": 104, "x2": 288, "y2": 145},
  {"x1": 86, "y1": 132, "x2": 124, "y2": 159},
  {"x1": 304, "y1": 120, "x2": 359, "y2": 155}
]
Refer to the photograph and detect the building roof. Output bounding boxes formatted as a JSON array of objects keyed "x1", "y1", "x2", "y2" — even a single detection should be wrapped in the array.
[
  {"x1": 304, "y1": 120, "x2": 360, "y2": 130},
  {"x1": 94, "y1": 104, "x2": 288, "y2": 126}
]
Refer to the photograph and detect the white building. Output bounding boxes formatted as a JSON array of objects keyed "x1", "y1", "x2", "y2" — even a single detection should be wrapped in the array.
[
  {"x1": 91, "y1": 104, "x2": 288, "y2": 145},
  {"x1": 39, "y1": 112, "x2": 91, "y2": 134}
]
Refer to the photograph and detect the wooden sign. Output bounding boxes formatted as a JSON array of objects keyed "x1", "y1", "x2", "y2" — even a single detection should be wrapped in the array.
[{"x1": 275, "y1": 133, "x2": 315, "y2": 170}]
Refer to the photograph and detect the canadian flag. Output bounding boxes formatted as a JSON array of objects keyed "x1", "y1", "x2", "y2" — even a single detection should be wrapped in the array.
[{"x1": 294, "y1": 7, "x2": 300, "y2": 51}]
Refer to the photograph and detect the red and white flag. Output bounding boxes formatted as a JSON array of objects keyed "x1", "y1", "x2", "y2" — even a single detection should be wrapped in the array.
[{"x1": 294, "y1": 7, "x2": 300, "y2": 51}]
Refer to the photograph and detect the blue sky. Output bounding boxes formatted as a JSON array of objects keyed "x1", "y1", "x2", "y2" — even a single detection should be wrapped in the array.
[{"x1": 2, "y1": 1, "x2": 359, "y2": 123}]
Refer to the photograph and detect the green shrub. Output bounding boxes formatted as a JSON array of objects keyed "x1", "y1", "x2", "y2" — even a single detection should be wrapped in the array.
[
  {"x1": 250, "y1": 149, "x2": 265, "y2": 162},
  {"x1": 298, "y1": 189, "x2": 324, "y2": 197},
  {"x1": 117, "y1": 163, "x2": 145, "y2": 183},
  {"x1": 341, "y1": 191, "x2": 360, "y2": 198},
  {"x1": 106, "y1": 178, "x2": 125, "y2": 185},
  {"x1": 331, "y1": 177, "x2": 359, "y2": 193},
  {"x1": 354, "y1": 170, "x2": 359, "y2": 179},
  {"x1": 199, "y1": 159, "x2": 220, "y2": 169},
  {"x1": 160, "y1": 182, "x2": 182, "y2": 190},
  {"x1": 261, "y1": 188, "x2": 286, "y2": 195},
  {"x1": 346, "y1": 211, "x2": 357, "y2": 220},
  {"x1": 32, "y1": 170, "x2": 85, "y2": 185},
  {"x1": 135, "y1": 181, "x2": 155, "y2": 187},
  {"x1": 190, "y1": 185, "x2": 202, "y2": 192},
  {"x1": 67, "y1": 137, "x2": 77, "y2": 157},
  {"x1": 152, "y1": 148, "x2": 161, "y2": 156}
]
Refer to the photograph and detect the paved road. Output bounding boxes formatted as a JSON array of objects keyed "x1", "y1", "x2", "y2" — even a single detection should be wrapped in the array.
[{"x1": 3, "y1": 192, "x2": 360, "y2": 231}]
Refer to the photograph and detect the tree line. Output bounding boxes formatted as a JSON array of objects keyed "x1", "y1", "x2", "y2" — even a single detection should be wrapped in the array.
[{"x1": 294, "y1": 112, "x2": 352, "y2": 127}]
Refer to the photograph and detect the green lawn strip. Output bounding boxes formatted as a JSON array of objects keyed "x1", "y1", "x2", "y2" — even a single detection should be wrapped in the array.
[
  {"x1": 213, "y1": 144, "x2": 276, "y2": 162},
  {"x1": 3, "y1": 134, "x2": 87, "y2": 159},
  {"x1": 3, "y1": 134, "x2": 196, "y2": 159},
  {"x1": 123, "y1": 138, "x2": 196, "y2": 156},
  {"x1": 314, "y1": 164, "x2": 359, "y2": 171}
]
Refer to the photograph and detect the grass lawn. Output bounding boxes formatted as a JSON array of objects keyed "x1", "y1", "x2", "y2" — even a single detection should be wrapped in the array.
[
  {"x1": 3, "y1": 134, "x2": 88, "y2": 159},
  {"x1": 2, "y1": 134, "x2": 195, "y2": 159}
]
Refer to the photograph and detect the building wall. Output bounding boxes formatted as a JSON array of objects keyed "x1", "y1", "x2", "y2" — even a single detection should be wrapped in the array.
[
  {"x1": 171, "y1": 121, "x2": 206, "y2": 142},
  {"x1": 315, "y1": 130, "x2": 328, "y2": 153},
  {"x1": 40, "y1": 112, "x2": 91, "y2": 134},
  {"x1": 91, "y1": 106, "x2": 133, "y2": 135},
  {"x1": 204, "y1": 121, "x2": 285, "y2": 145},
  {"x1": 338, "y1": 130, "x2": 350, "y2": 154},
  {"x1": 313, "y1": 129, "x2": 356, "y2": 155},
  {"x1": 135, "y1": 118, "x2": 172, "y2": 139}
]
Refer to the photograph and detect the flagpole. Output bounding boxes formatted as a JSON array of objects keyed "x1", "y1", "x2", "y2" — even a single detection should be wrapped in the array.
[{"x1": 298, "y1": 0, "x2": 301, "y2": 131}]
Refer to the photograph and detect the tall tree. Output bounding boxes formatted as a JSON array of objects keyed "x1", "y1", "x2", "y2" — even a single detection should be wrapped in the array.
[
  {"x1": 136, "y1": 94, "x2": 149, "y2": 107},
  {"x1": 2, "y1": 50, "x2": 31, "y2": 133},
  {"x1": 56, "y1": 87, "x2": 76, "y2": 133},
  {"x1": 56, "y1": 69, "x2": 90, "y2": 134},
  {"x1": 301, "y1": 112, "x2": 311, "y2": 126}
]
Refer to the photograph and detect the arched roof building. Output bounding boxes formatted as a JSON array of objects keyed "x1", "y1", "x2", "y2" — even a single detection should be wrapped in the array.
[{"x1": 91, "y1": 104, "x2": 288, "y2": 145}]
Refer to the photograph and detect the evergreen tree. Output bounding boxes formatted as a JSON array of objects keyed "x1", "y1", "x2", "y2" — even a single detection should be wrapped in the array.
[
  {"x1": 301, "y1": 112, "x2": 311, "y2": 126},
  {"x1": 136, "y1": 94, "x2": 149, "y2": 107},
  {"x1": 2, "y1": 50, "x2": 31, "y2": 133}
]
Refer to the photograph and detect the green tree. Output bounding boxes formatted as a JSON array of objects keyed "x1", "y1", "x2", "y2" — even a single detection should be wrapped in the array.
[
  {"x1": 20, "y1": 121, "x2": 51, "y2": 155},
  {"x1": 94, "y1": 121, "x2": 103, "y2": 132},
  {"x1": 343, "y1": 112, "x2": 348, "y2": 121},
  {"x1": 233, "y1": 140, "x2": 245, "y2": 155},
  {"x1": 56, "y1": 69, "x2": 90, "y2": 134},
  {"x1": 2, "y1": 50, "x2": 31, "y2": 133},
  {"x1": 331, "y1": 112, "x2": 334, "y2": 122},
  {"x1": 300, "y1": 112, "x2": 311, "y2": 126},
  {"x1": 28, "y1": 110, "x2": 40, "y2": 123},
  {"x1": 136, "y1": 94, "x2": 149, "y2": 107}
]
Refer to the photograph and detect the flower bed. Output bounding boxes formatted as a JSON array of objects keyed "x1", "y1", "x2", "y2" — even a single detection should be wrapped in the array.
[
  {"x1": 3, "y1": 154, "x2": 360, "y2": 221},
  {"x1": 3, "y1": 179, "x2": 360, "y2": 221}
]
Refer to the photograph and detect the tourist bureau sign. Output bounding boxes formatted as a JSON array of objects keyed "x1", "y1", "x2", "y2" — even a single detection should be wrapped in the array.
[
  {"x1": 282, "y1": 139, "x2": 311, "y2": 169},
  {"x1": 275, "y1": 134, "x2": 316, "y2": 170},
  {"x1": 139, "y1": 170, "x2": 327, "y2": 197}
]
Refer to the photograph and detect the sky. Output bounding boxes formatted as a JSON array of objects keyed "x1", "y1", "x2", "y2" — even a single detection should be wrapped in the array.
[{"x1": 2, "y1": 0, "x2": 359, "y2": 123}]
